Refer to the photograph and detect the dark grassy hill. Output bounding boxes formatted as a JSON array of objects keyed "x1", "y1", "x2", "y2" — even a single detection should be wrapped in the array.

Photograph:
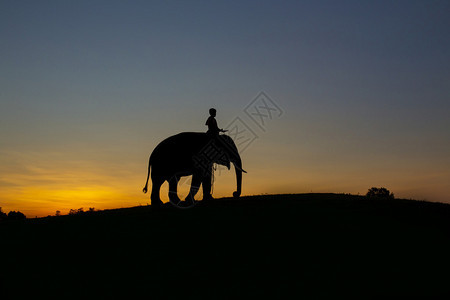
[{"x1": 2, "y1": 194, "x2": 450, "y2": 298}]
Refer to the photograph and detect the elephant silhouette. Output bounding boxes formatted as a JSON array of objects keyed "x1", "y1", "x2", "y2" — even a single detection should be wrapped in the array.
[{"x1": 143, "y1": 132, "x2": 246, "y2": 207}]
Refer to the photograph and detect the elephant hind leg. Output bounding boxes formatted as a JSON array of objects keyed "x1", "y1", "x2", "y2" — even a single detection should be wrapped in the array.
[
  {"x1": 150, "y1": 177, "x2": 164, "y2": 207},
  {"x1": 186, "y1": 174, "x2": 201, "y2": 205},
  {"x1": 168, "y1": 176, "x2": 181, "y2": 205}
]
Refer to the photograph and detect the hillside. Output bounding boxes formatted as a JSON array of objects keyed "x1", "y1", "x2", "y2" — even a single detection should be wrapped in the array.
[{"x1": 2, "y1": 194, "x2": 450, "y2": 298}]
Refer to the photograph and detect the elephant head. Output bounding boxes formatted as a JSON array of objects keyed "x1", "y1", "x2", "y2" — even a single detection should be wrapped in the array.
[
  {"x1": 192, "y1": 134, "x2": 246, "y2": 198},
  {"x1": 213, "y1": 135, "x2": 246, "y2": 198}
]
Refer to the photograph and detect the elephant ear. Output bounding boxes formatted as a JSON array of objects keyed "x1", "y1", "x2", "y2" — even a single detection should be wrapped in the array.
[
  {"x1": 214, "y1": 150, "x2": 231, "y2": 170},
  {"x1": 214, "y1": 135, "x2": 240, "y2": 169},
  {"x1": 193, "y1": 138, "x2": 231, "y2": 170}
]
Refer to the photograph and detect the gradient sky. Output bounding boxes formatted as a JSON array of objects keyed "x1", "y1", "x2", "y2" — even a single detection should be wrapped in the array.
[{"x1": 1, "y1": 0, "x2": 449, "y2": 217}]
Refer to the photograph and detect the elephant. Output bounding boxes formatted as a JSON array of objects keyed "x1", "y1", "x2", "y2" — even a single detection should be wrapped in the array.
[{"x1": 143, "y1": 132, "x2": 246, "y2": 207}]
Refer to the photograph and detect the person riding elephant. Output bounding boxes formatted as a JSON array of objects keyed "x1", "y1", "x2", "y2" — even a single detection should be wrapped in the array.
[{"x1": 205, "y1": 108, "x2": 227, "y2": 135}]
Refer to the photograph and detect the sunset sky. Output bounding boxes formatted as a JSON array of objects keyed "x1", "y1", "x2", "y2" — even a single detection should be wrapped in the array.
[{"x1": 1, "y1": 1, "x2": 449, "y2": 217}]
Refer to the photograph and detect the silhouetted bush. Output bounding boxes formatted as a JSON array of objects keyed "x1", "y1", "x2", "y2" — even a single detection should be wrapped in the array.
[
  {"x1": 7, "y1": 211, "x2": 26, "y2": 220},
  {"x1": 366, "y1": 187, "x2": 394, "y2": 199}
]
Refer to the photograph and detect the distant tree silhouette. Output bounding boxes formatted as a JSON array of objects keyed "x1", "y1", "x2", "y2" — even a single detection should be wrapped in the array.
[
  {"x1": 7, "y1": 211, "x2": 26, "y2": 220},
  {"x1": 0, "y1": 207, "x2": 7, "y2": 221},
  {"x1": 55, "y1": 210, "x2": 61, "y2": 217},
  {"x1": 69, "y1": 208, "x2": 85, "y2": 215},
  {"x1": 366, "y1": 187, "x2": 394, "y2": 199}
]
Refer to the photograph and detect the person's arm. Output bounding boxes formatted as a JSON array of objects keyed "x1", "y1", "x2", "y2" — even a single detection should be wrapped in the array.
[{"x1": 212, "y1": 118, "x2": 228, "y2": 133}]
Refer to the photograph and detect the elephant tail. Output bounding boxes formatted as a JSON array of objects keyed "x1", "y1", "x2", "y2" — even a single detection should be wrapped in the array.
[{"x1": 143, "y1": 155, "x2": 151, "y2": 193}]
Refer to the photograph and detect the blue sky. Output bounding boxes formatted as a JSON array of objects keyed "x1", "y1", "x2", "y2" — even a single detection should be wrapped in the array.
[{"x1": 1, "y1": 0, "x2": 449, "y2": 216}]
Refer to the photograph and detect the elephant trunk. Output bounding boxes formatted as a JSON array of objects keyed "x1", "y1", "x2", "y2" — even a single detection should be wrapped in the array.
[{"x1": 233, "y1": 157, "x2": 243, "y2": 198}]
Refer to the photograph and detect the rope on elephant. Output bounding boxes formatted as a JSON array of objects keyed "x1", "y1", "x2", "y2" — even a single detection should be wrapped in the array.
[{"x1": 211, "y1": 164, "x2": 216, "y2": 194}]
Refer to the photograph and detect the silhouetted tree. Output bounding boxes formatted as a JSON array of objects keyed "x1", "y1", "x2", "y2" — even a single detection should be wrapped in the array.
[
  {"x1": 55, "y1": 210, "x2": 61, "y2": 217},
  {"x1": 0, "y1": 207, "x2": 7, "y2": 221},
  {"x1": 7, "y1": 211, "x2": 26, "y2": 220},
  {"x1": 366, "y1": 187, "x2": 394, "y2": 199},
  {"x1": 69, "y1": 208, "x2": 85, "y2": 215}
]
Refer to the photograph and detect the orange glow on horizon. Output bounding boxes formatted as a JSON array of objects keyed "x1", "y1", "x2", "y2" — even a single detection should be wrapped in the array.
[{"x1": 1, "y1": 150, "x2": 449, "y2": 218}]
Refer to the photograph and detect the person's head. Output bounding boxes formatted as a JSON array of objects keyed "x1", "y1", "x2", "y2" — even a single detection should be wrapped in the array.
[{"x1": 209, "y1": 108, "x2": 216, "y2": 117}]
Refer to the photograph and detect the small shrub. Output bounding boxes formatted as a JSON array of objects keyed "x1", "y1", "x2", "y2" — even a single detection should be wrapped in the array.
[{"x1": 366, "y1": 187, "x2": 394, "y2": 199}]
